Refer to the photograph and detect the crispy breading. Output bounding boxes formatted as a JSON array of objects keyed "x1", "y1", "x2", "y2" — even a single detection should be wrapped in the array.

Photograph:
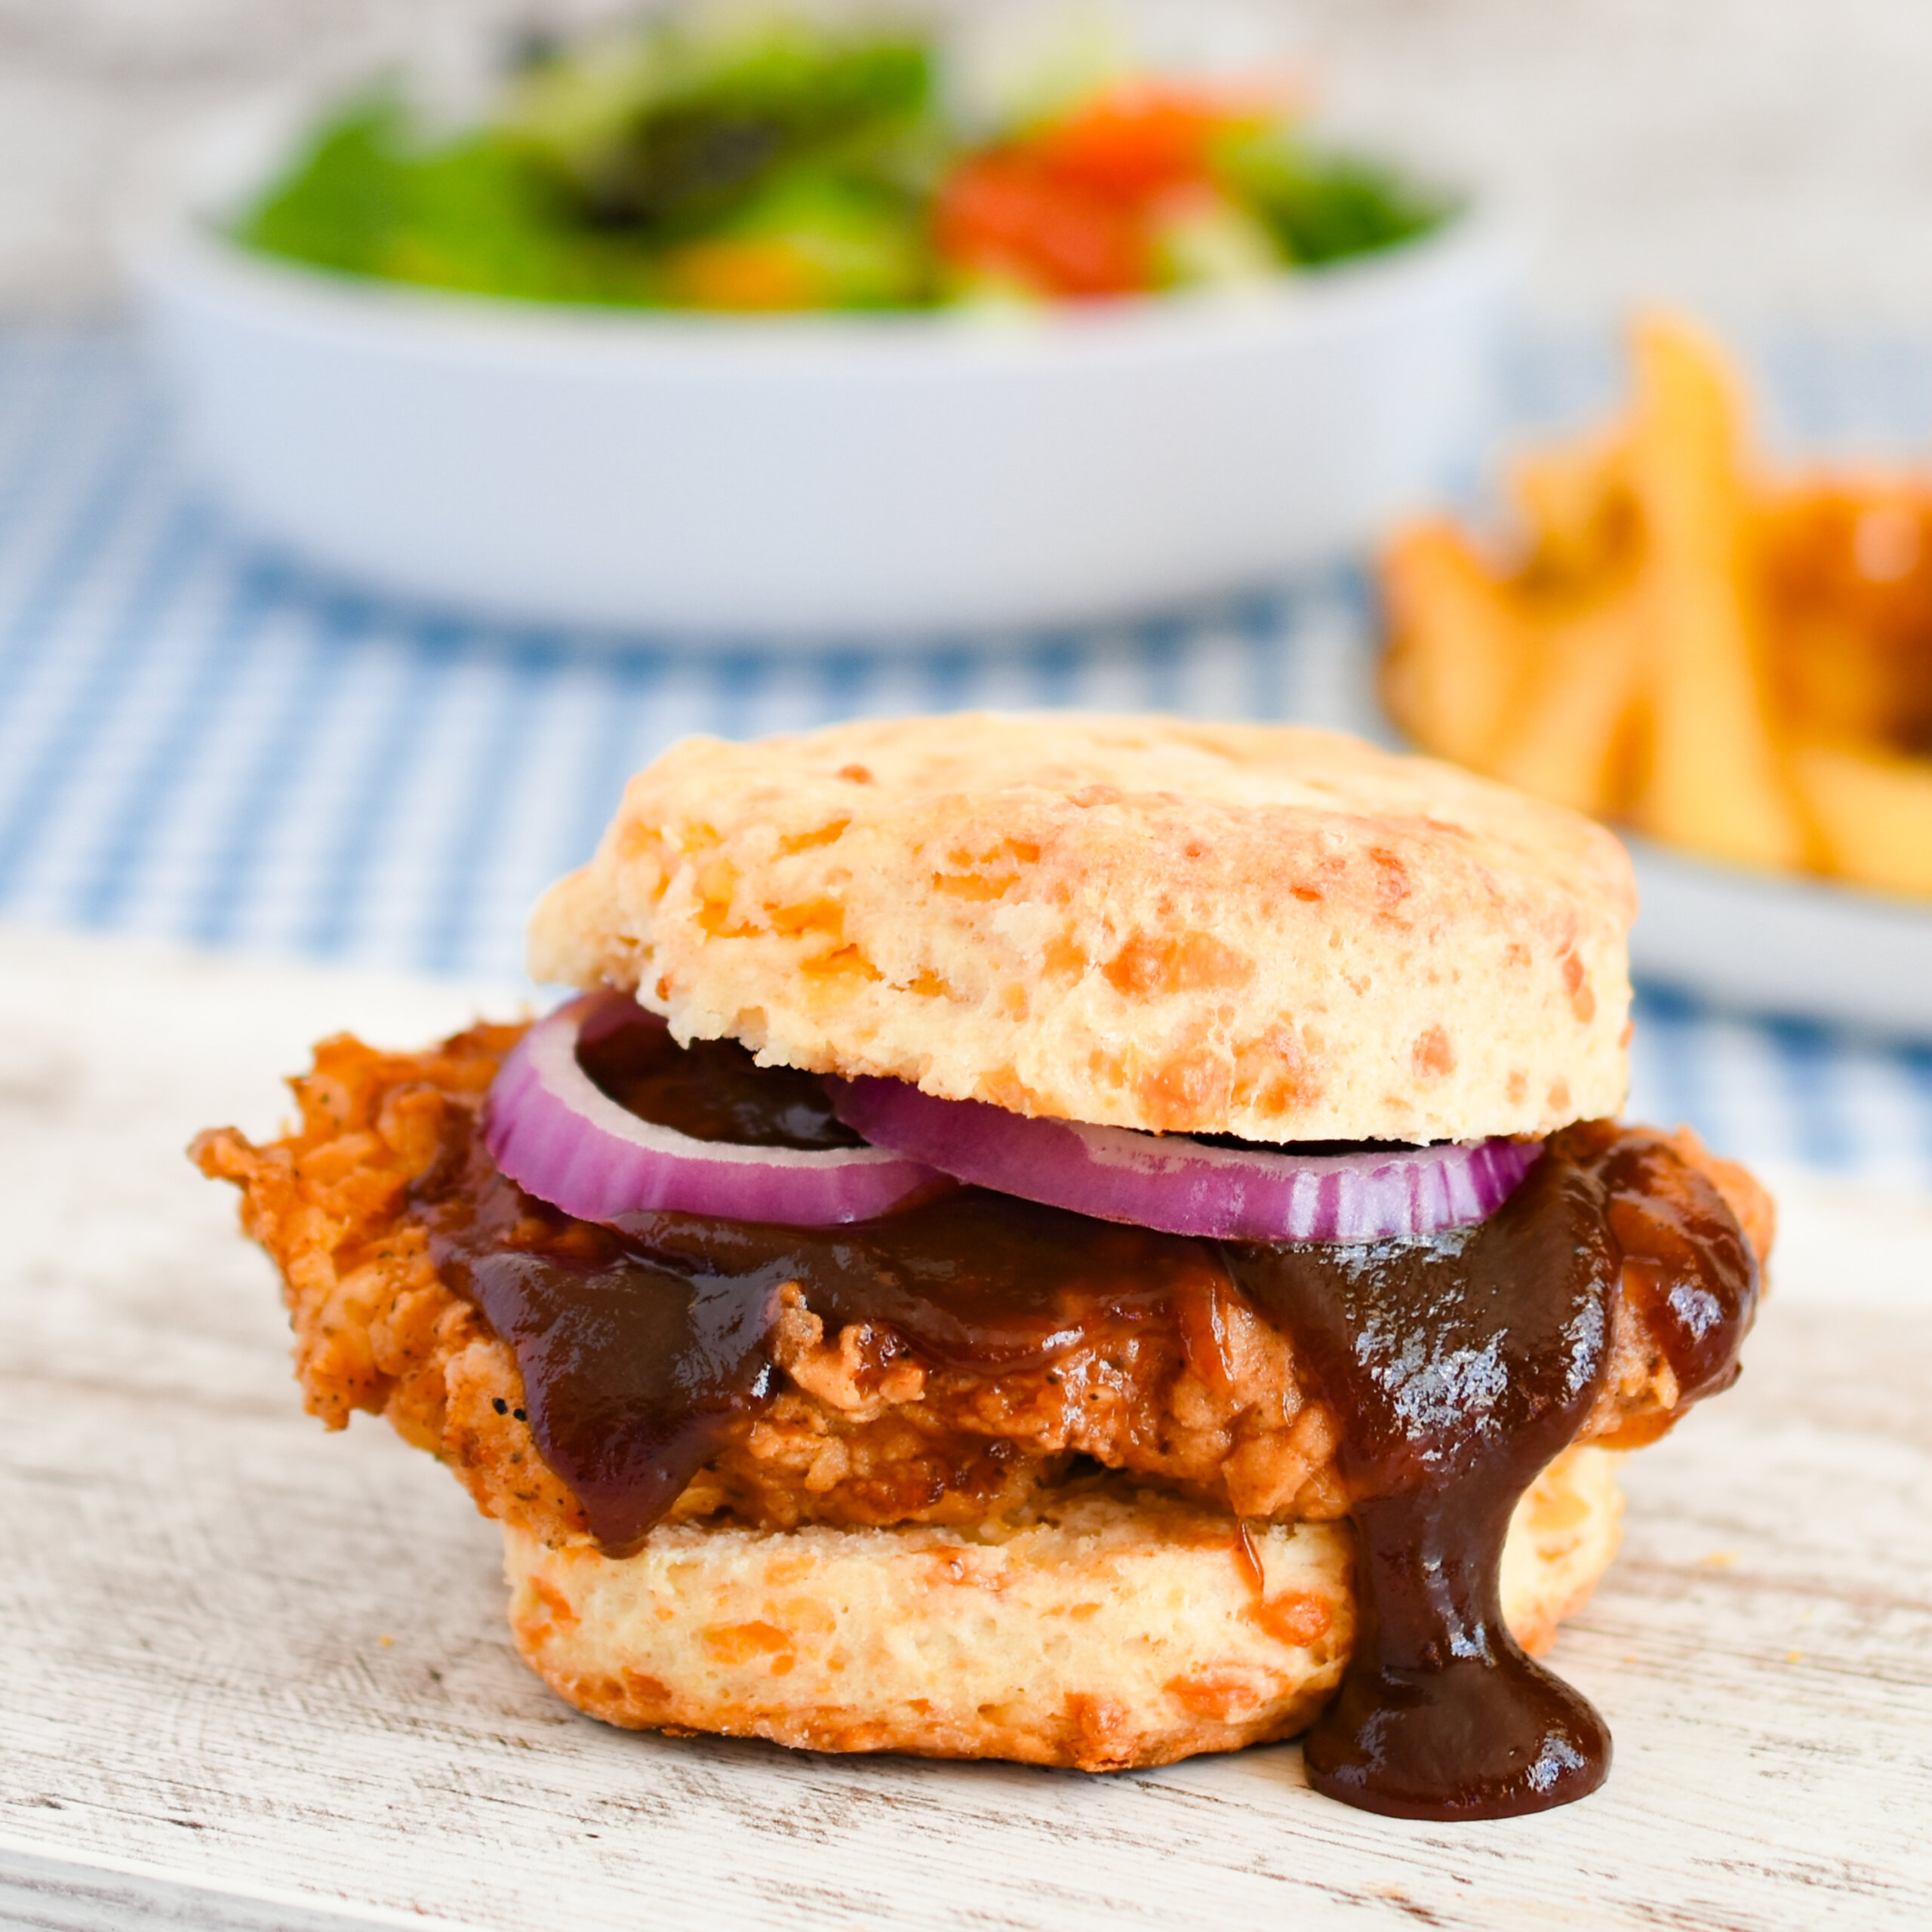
[
  {"x1": 195, "y1": 1025, "x2": 1755, "y2": 1546},
  {"x1": 195, "y1": 1026, "x2": 587, "y2": 1540}
]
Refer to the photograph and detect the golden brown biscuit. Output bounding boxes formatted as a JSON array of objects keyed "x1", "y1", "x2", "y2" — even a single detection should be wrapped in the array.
[
  {"x1": 531, "y1": 714, "x2": 1634, "y2": 1145},
  {"x1": 506, "y1": 1447, "x2": 1620, "y2": 1773}
]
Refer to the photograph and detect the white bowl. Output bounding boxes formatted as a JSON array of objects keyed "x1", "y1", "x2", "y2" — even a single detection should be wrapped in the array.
[{"x1": 135, "y1": 103, "x2": 1512, "y2": 642}]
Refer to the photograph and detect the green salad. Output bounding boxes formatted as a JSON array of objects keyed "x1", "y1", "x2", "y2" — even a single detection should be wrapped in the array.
[{"x1": 236, "y1": 14, "x2": 1452, "y2": 312}]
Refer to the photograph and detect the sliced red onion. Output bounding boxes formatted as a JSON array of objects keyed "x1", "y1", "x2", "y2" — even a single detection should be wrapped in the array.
[
  {"x1": 485, "y1": 992, "x2": 947, "y2": 1229},
  {"x1": 832, "y1": 1078, "x2": 1540, "y2": 1244}
]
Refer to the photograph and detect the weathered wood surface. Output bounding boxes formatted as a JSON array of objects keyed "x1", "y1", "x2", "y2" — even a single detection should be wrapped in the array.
[{"x1": 2, "y1": 923, "x2": 1929, "y2": 1932}]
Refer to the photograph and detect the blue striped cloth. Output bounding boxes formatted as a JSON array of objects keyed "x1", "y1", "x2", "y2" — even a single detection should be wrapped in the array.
[{"x1": 2, "y1": 324, "x2": 1930, "y2": 1189}]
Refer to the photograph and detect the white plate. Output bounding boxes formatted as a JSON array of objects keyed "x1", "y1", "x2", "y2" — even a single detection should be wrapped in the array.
[
  {"x1": 1628, "y1": 836, "x2": 1932, "y2": 1040},
  {"x1": 131, "y1": 96, "x2": 1509, "y2": 643}
]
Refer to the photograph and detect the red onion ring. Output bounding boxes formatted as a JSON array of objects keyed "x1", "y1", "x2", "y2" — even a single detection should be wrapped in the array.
[
  {"x1": 832, "y1": 1078, "x2": 1540, "y2": 1244},
  {"x1": 485, "y1": 992, "x2": 948, "y2": 1229}
]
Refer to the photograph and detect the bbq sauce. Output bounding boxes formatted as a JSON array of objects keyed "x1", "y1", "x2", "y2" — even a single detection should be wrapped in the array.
[
  {"x1": 1227, "y1": 1149, "x2": 1618, "y2": 1819},
  {"x1": 417, "y1": 1089, "x2": 1209, "y2": 1555},
  {"x1": 577, "y1": 1020, "x2": 863, "y2": 1151},
  {"x1": 1224, "y1": 1121, "x2": 1753, "y2": 1819},
  {"x1": 418, "y1": 1030, "x2": 1758, "y2": 1821}
]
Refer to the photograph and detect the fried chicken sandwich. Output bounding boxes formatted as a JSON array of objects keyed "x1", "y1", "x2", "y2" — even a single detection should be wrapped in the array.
[{"x1": 196, "y1": 714, "x2": 1769, "y2": 1820}]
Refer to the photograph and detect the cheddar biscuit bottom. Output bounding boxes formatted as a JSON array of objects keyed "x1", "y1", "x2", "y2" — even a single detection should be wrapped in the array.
[{"x1": 509, "y1": 1450, "x2": 1621, "y2": 1772}]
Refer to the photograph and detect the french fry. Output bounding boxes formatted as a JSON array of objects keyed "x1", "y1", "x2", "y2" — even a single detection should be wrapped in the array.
[
  {"x1": 1623, "y1": 314, "x2": 1809, "y2": 871},
  {"x1": 1481, "y1": 596, "x2": 1644, "y2": 817},
  {"x1": 1376, "y1": 309, "x2": 1932, "y2": 903},
  {"x1": 1790, "y1": 739, "x2": 1932, "y2": 900},
  {"x1": 1379, "y1": 521, "x2": 1536, "y2": 768},
  {"x1": 1764, "y1": 481, "x2": 1932, "y2": 746},
  {"x1": 1774, "y1": 611, "x2": 1907, "y2": 744},
  {"x1": 1508, "y1": 430, "x2": 1634, "y2": 587}
]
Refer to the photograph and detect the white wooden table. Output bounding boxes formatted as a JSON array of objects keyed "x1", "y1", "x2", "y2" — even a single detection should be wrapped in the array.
[{"x1": 3, "y1": 924, "x2": 1929, "y2": 1931}]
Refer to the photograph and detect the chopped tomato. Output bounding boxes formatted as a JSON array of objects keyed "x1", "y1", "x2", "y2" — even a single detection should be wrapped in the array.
[
  {"x1": 933, "y1": 75, "x2": 1302, "y2": 297},
  {"x1": 1029, "y1": 79, "x2": 1285, "y2": 201},
  {"x1": 934, "y1": 151, "x2": 1149, "y2": 297}
]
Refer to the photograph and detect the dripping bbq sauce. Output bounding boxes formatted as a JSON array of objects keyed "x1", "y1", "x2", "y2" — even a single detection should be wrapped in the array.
[
  {"x1": 1225, "y1": 1126, "x2": 1754, "y2": 1818},
  {"x1": 416, "y1": 1025, "x2": 1758, "y2": 1823}
]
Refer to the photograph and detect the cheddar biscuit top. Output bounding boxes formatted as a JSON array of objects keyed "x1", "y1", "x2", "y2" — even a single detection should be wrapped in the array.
[{"x1": 530, "y1": 713, "x2": 1635, "y2": 1146}]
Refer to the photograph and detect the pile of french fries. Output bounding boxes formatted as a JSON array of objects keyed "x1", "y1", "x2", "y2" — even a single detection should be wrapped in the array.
[{"x1": 1380, "y1": 313, "x2": 1932, "y2": 900}]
